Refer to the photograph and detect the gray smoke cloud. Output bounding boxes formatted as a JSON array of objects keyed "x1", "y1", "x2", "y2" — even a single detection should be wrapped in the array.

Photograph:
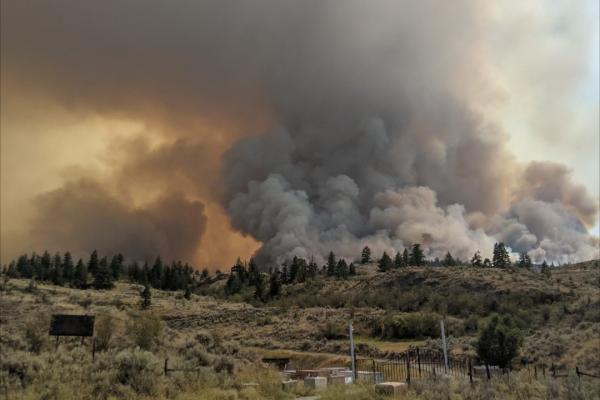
[{"x1": 2, "y1": 0, "x2": 598, "y2": 266}]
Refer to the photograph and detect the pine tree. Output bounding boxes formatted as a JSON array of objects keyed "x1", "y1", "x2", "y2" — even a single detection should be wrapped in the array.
[
  {"x1": 62, "y1": 252, "x2": 74, "y2": 282},
  {"x1": 518, "y1": 252, "x2": 532, "y2": 269},
  {"x1": 326, "y1": 252, "x2": 337, "y2": 276},
  {"x1": 73, "y1": 259, "x2": 88, "y2": 289},
  {"x1": 51, "y1": 253, "x2": 64, "y2": 285},
  {"x1": 269, "y1": 270, "x2": 282, "y2": 298},
  {"x1": 140, "y1": 284, "x2": 152, "y2": 309},
  {"x1": 402, "y1": 248, "x2": 410, "y2": 267},
  {"x1": 492, "y1": 243, "x2": 510, "y2": 268},
  {"x1": 254, "y1": 273, "x2": 268, "y2": 302},
  {"x1": 290, "y1": 256, "x2": 300, "y2": 282},
  {"x1": 150, "y1": 256, "x2": 164, "y2": 288},
  {"x1": 248, "y1": 258, "x2": 260, "y2": 286},
  {"x1": 307, "y1": 258, "x2": 319, "y2": 279},
  {"x1": 409, "y1": 244, "x2": 425, "y2": 266},
  {"x1": 225, "y1": 272, "x2": 242, "y2": 295},
  {"x1": 394, "y1": 252, "x2": 403, "y2": 268},
  {"x1": 541, "y1": 260, "x2": 551, "y2": 279},
  {"x1": 281, "y1": 265, "x2": 289, "y2": 284},
  {"x1": 349, "y1": 262, "x2": 356, "y2": 275},
  {"x1": 110, "y1": 254, "x2": 123, "y2": 280},
  {"x1": 378, "y1": 252, "x2": 393, "y2": 272},
  {"x1": 93, "y1": 257, "x2": 114, "y2": 289},
  {"x1": 200, "y1": 268, "x2": 209, "y2": 281},
  {"x1": 184, "y1": 285, "x2": 192, "y2": 300},
  {"x1": 88, "y1": 250, "x2": 99, "y2": 277},
  {"x1": 40, "y1": 251, "x2": 52, "y2": 281},
  {"x1": 361, "y1": 246, "x2": 371, "y2": 264},
  {"x1": 443, "y1": 251, "x2": 456, "y2": 267},
  {"x1": 470, "y1": 250, "x2": 483, "y2": 267},
  {"x1": 336, "y1": 259, "x2": 349, "y2": 279}
]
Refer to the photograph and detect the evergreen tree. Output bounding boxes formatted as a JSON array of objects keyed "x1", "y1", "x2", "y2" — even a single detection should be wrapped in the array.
[
  {"x1": 248, "y1": 258, "x2": 260, "y2": 286},
  {"x1": 93, "y1": 257, "x2": 114, "y2": 289},
  {"x1": 184, "y1": 285, "x2": 192, "y2": 300},
  {"x1": 517, "y1": 252, "x2": 532, "y2": 269},
  {"x1": 140, "y1": 284, "x2": 152, "y2": 309},
  {"x1": 88, "y1": 250, "x2": 99, "y2": 277},
  {"x1": 254, "y1": 273, "x2": 268, "y2": 302},
  {"x1": 150, "y1": 256, "x2": 164, "y2": 288},
  {"x1": 492, "y1": 243, "x2": 510, "y2": 268},
  {"x1": 483, "y1": 258, "x2": 492, "y2": 268},
  {"x1": 361, "y1": 246, "x2": 371, "y2": 264},
  {"x1": 541, "y1": 261, "x2": 551, "y2": 279},
  {"x1": 470, "y1": 251, "x2": 483, "y2": 267},
  {"x1": 225, "y1": 271, "x2": 242, "y2": 295},
  {"x1": 269, "y1": 270, "x2": 282, "y2": 298},
  {"x1": 326, "y1": 251, "x2": 337, "y2": 276},
  {"x1": 443, "y1": 251, "x2": 456, "y2": 267},
  {"x1": 307, "y1": 258, "x2": 319, "y2": 279},
  {"x1": 409, "y1": 244, "x2": 425, "y2": 266},
  {"x1": 402, "y1": 248, "x2": 410, "y2": 267},
  {"x1": 110, "y1": 254, "x2": 123, "y2": 280},
  {"x1": 393, "y1": 252, "x2": 403, "y2": 268},
  {"x1": 200, "y1": 268, "x2": 209, "y2": 281},
  {"x1": 476, "y1": 314, "x2": 522, "y2": 369},
  {"x1": 51, "y1": 253, "x2": 64, "y2": 285},
  {"x1": 378, "y1": 252, "x2": 393, "y2": 272},
  {"x1": 289, "y1": 256, "x2": 300, "y2": 282},
  {"x1": 62, "y1": 252, "x2": 74, "y2": 282},
  {"x1": 349, "y1": 262, "x2": 356, "y2": 275},
  {"x1": 73, "y1": 259, "x2": 88, "y2": 289},
  {"x1": 40, "y1": 251, "x2": 52, "y2": 281},
  {"x1": 281, "y1": 265, "x2": 289, "y2": 284},
  {"x1": 336, "y1": 259, "x2": 349, "y2": 279}
]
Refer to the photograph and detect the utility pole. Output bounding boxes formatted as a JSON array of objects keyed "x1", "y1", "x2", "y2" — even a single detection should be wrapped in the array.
[
  {"x1": 440, "y1": 320, "x2": 448, "y2": 373},
  {"x1": 349, "y1": 323, "x2": 356, "y2": 381}
]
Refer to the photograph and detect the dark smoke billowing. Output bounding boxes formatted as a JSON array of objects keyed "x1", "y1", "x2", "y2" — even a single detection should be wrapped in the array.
[{"x1": 1, "y1": 0, "x2": 598, "y2": 266}]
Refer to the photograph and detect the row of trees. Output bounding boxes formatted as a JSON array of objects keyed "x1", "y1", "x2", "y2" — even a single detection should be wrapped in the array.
[
  {"x1": 362, "y1": 242, "x2": 538, "y2": 271},
  {"x1": 3, "y1": 250, "x2": 196, "y2": 291}
]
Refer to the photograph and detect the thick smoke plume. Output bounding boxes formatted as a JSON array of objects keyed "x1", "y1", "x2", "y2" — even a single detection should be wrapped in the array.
[{"x1": 1, "y1": 0, "x2": 598, "y2": 266}]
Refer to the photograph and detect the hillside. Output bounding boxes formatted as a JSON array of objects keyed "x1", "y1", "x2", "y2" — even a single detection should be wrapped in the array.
[{"x1": 1, "y1": 261, "x2": 599, "y2": 399}]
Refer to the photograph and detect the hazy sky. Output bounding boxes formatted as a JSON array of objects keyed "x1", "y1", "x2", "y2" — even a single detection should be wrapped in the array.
[{"x1": 1, "y1": 0, "x2": 598, "y2": 267}]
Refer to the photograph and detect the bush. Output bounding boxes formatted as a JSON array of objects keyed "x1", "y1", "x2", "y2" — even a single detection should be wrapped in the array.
[
  {"x1": 319, "y1": 321, "x2": 347, "y2": 340},
  {"x1": 126, "y1": 312, "x2": 163, "y2": 350},
  {"x1": 114, "y1": 349, "x2": 160, "y2": 395},
  {"x1": 95, "y1": 314, "x2": 115, "y2": 351},
  {"x1": 24, "y1": 313, "x2": 49, "y2": 353},
  {"x1": 374, "y1": 312, "x2": 440, "y2": 340},
  {"x1": 476, "y1": 314, "x2": 522, "y2": 368}
]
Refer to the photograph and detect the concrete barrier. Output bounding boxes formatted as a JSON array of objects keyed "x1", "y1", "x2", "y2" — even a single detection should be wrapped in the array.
[{"x1": 375, "y1": 381, "x2": 408, "y2": 395}]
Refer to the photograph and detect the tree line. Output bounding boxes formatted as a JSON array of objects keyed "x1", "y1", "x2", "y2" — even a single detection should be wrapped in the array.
[{"x1": 3, "y1": 250, "x2": 197, "y2": 291}]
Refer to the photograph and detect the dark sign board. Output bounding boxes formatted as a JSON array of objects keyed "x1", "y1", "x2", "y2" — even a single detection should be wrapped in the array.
[{"x1": 49, "y1": 314, "x2": 95, "y2": 337}]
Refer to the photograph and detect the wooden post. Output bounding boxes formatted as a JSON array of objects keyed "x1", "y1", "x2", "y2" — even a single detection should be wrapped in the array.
[
  {"x1": 92, "y1": 337, "x2": 96, "y2": 361},
  {"x1": 485, "y1": 363, "x2": 491, "y2": 380},
  {"x1": 542, "y1": 365, "x2": 546, "y2": 378},
  {"x1": 371, "y1": 359, "x2": 376, "y2": 384},
  {"x1": 468, "y1": 358, "x2": 473, "y2": 384},
  {"x1": 534, "y1": 365, "x2": 538, "y2": 379},
  {"x1": 552, "y1": 364, "x2": 556, "y2": 378},
  {"x1": 55, "y1": 336, "x2": 59, "y2": 350},
  {"x1": 406, "y1": 351, "x2": 411, "y2": 384},
  {"x1": 164, "y1": 358, "x2": 169, "y2": 376},
  {"x1": 576, "y1": 366, "x2": 580, "y2": 380},
  {"x1": 417, "y1": 348, "x2": 422, "y2": 379}
]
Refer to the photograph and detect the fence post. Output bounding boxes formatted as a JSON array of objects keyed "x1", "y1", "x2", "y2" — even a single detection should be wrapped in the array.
[
  {"x1": 485, "y1": 363, "x2": 491, "y2": 380},
  {"x1": 417, "y1": 348, "x2": 422, "y2": 379},
  {"x1": 372, "y1": 359, "x2": 376, "y2": 384},
  {"x1": 542, "y1": 365, "x2": 546, "y2": 378},
  {"x1": 534, "y1": 365, "x2": 537, "y2": 379},
  {"x1": 551, "y1": 364, "x2": 556, "y2": 378},
  {"x1": 164, "y1": 358, "x2": 169, "y2": 376},
  {"x1": 406, "y1": 352, "x2": 411, "y2": 384},
  {"x1": 92, "y1": 337, "x2": 96, "y2": 361},
  {"x1": 468, "y1": 358, "x2": 473, "y2": 384}
]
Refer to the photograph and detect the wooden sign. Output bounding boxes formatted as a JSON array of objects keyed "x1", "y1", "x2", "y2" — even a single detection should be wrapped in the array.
[{"x1": 49, "y1": 314, "x2": 95, "y2": 337}]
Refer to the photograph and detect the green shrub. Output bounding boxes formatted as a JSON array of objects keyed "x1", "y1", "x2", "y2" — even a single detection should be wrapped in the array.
[
  {"x1": 373, "y1": 312, "x2": 440, "y2": 340},
  {"x1": 126, "y1": 312, "x2": 163, "y2": 350},
  {"x1": 23, "y1": 313, "x2": 49, "y2": 353},
  {"x1": 114, "y1": 349, "x2": 160, "y2": 395},
  {"x1": 476, "y1": 314, "x2": 522, "y2": 368},
  {"x1": 95, "y1": 314, "x2": 114, "y2": 352}
]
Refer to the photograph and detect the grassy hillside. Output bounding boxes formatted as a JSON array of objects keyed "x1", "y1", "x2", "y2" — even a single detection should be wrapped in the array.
[{"x1": 1, "y1": 261, "x2": 599, "y2": 399}]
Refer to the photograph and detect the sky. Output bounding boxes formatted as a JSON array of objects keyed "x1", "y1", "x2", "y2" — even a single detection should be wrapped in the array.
[{"x1": 1, "y1": 0, "x2": 598, "y2": 268}]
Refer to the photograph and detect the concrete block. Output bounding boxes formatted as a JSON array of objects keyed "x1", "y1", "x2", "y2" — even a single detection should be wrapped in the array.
[
  {"x1": 281, "y1": 380, "x2": 298, "y2": 392},
  {"x1": 328, "y1": 375, "x2": 353, "y2": 385},
  {"x1": 375, "y1": 381, "x2": 408, "y2": 395},
  {"x1": 304, "y1": 376, "x2": 327, "y2": 391}
]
